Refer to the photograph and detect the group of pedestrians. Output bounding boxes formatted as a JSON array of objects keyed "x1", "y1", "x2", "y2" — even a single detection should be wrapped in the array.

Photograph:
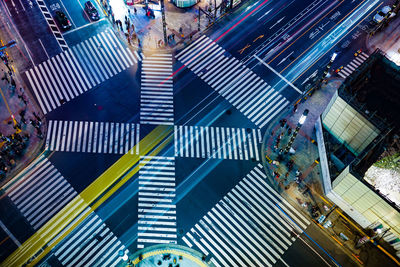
[
  {"x1": 0, "y1": 131, "x2": 29, "y2": 180},
  {"x1": 269, "y1": 118, "x2": 304, "y2": 187},
  {"x1": 0, "y1": 53, "x2": 44, "y2": 181}
]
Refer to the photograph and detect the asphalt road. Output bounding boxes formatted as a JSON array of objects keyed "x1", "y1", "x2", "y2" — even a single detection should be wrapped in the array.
[{"x1": 0, "y1": 0, "x2": 385, "y2": 265}]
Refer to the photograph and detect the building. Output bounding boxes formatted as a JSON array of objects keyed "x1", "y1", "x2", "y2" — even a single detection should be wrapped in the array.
[{"x1": 316, "y1": 50, "x2": 400, "y2": 255}]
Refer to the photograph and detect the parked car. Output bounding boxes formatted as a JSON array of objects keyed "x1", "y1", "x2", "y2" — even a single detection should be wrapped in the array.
[
  {"x1": 85, "y1": 1, "x2": 99, "y2": 21},
  {"x1": 373, "y1": 5, "x2": 396, "y2": 24},
  {"x1": 55, "y1": 11, "x2": 72, "y2": 30}
]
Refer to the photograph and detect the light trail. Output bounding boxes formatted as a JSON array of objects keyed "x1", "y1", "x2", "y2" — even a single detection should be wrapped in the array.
[
  {"x1": 291, "y1": 3, "x2": 382, "y2": 84},
  {"x1": 266, "y1": 0, "x2": 344, "y2": 65},
  {"x1": 277, "y1": 0, "x2": 380, "y2": 88},
  {"x1": 2, "y1": 126, "x2": 173, "y2": 266},
  {"x1": 254, "y1": 55, "x2": 302, "y2": 94}
]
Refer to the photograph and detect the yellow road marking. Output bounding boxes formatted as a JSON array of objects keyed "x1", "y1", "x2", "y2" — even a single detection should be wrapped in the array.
[
  {"x1": 239, "y1": 44, "x2": 251, "y2": 54},
  {"x1": 3, "y1": 125, "x2": 173, "y2": 266}
]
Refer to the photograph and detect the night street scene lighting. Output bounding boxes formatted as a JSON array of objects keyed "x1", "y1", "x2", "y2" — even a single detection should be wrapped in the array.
[{"x1": 0, "y1": 0, "x2": 400, "y2": 266}]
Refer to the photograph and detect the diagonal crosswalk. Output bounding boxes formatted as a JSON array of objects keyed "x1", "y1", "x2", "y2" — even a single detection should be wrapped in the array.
[
  {"x1": 174, "y1": 125, "x2": 262, "y2": 161},
  {"x1": 45, "y1": 120, "x2": 140, "y2": 154},
  {"x1": 140, "y1": 54, "x2": 174, "y2": 125},
  {"x1": 5, "y1": 155, "x2": 127, "y2": 266},
  {"x1": 176, "y1": 35, "x2": 289, "y2": 129},
  {"x1": 137, "y1": 156, "x2": 177, "y2": 249},
  {"x1": 337, "y1": 51, "x2": 369, "y2": 79},
  {"x1": 23, "y1": 30, "x2": 143, "y2": 114},
  {"x1": 5, "y1": 156, "x2": 77, "y2": 230},
  {"x1": 181, "y1": 164, "x2": 310, "y2": 267},
  {"x1": 53, "y1": 211, "x2": 127, "y2": 267}
]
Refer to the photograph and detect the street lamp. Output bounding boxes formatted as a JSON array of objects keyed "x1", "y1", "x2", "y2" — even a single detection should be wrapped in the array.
[{"x1": 283, "y1": 109, "x2": 309, "y2": 154}]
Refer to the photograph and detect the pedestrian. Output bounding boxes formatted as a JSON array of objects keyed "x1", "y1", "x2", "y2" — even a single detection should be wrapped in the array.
[
  {"x1": 128, "y1": 9, "x2": 131, "y2": 16},
  {"x1": 33, "y1": 112, "x2": 42, "y2": 126},
  {"x1": 134, "y1": 7, "x2": 137, "y2": 14},
  {"x1": 179, "y1": 27, "x2": 183, "y2": 34},
  {"x1": 189, "y1": 34, "x2": 193, "y2": 41},
  {"x1": 172, "y1": 33, "x2": 175, "y2": 41},
  {"x1": 19, "y1": 110, "x2": 26, "y2": 124}
]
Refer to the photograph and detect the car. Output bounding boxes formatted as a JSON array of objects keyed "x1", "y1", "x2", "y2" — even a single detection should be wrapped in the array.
[
  {"x1": 85, "y1": 1, "x2": 99, "y2": 21},
  {"x1": 373, "y1": 5, "x2": 396, "y2": 24},
  {"x1": 55, "y1": 11, "x2": 72, "y2": 30}
]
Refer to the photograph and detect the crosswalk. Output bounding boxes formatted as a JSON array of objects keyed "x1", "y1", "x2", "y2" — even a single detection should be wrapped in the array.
[
  {"x1": 337, "y1": 52, "x2": 369, "y2": 79},
  {"x1": 23, "y1": 30, "x2": 143, "y2": 114},
  {"x1": 181, "y1": 164, "x2": 310, "y2": 267},
  {"x1": 5, "y1": 155, "x2": 127, "y2": 265},
  {"x1": 53, "y1": 211, "x2": 127, "y2": 267},
  {"x1": 174, "y1": 125, "x2": 261, "y2": 161},
  {"x1": 5, "y1": 156, "x2": 77, "y2": 230},
  {"x1": 176, "y1": 35, "x2": 289, "y2": 129},
  {"x1": 140, "y1": 54, "x2": 174, "y2": 125},
  {"x1": 137, "y1": 156, "x2": 177, "y2": 249},
  {"x1": 45, "y1": 120, "x2": 140, "y2": 154}
]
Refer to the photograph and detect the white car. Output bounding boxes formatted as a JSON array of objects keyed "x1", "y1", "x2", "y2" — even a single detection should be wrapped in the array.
[{"x1": 373, "y1": 5, "x2": 396, "y2": 23}]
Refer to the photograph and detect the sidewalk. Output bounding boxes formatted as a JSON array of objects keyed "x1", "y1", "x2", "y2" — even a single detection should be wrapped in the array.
[
  {"x1": 106, "y1": 0, "x2": 225, "y2": 52},
  {"x1": 365, "y1": 12, "x2": 400, "y2": 65},
  {"x1": 261, "y1": 80, "x2": 398, "y2": 266},
  {"x1": 0, "y1": 54, "x2": 45, "y2": 187}
]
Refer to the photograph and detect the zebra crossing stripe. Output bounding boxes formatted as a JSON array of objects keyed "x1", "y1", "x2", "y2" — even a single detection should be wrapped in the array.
[
  {"x1": 35, "y1": 0, "x2": 68, "y2": 51},
  {"x1": 24, "y1": 31, "x2": 140, "y2": 114},
  {"x1": 174, "y1": 126, "x2": 260, "y2": 160},
  {"x1": 45, "y1": 120, "x2": 140, "y2": 154},
  {"x1": 183, "y1": 164, "x2": 309, "y2": 267},
  {"x1": 176, "y1": 36, "x2": 289, "y2": 128},
  {"x1": 54, "y1": 212, "x2": 126, "y2": 266},
  {"x1": 140, "y1": 54, "x2": 174, "y2": 125},
  {"x1": 5, "y1": 157, "x2": 77, "y2": 230},
  {"x1": 137, "y1": 156, "x2": 177, "y2": 249},
  {"x1": 337, "y1": 52, "x2": 369, "y2": 79}
]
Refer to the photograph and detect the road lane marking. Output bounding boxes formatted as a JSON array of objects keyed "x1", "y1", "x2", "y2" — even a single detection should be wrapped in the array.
[{"x1": 254, "y1": 55, "x2": 302, "y2": 93}]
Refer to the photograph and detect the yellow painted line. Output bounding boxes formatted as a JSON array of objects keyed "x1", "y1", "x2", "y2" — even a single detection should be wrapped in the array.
[
  {"x1": 316, "y1": 223, "x2": 324, "y2": 230},
  {"x1": 352, "y1": 253, "x2": 363, "y2": 265},
  {"x1": 377, "y1": 244, "x2": 400, "y2": 265},
  {"x1": 94, "y1": 0, "x2": 108, "y2": 16},
  {"x1": 331, "y1": 235, "x2": 343, "y2": 246},
  {"x1": 268, "y1": 0, "x2": 345, "y2": 65},
  {"x1": 132, "y1": 249, "x2": 208, "y2": 267},
  {"x1": 291, "y1": 3, "x2": 382, "y2": 84},
  {"x1": 0, "y1": 87, "x2": 14, "y2": 119},
  {"x1": 319, "y1": 195, "x2": 333, "y2": 206},
  {"x1": 3, "y1": 125, "x2": 173, "y2": 267},
  {"x1": 279, "y1": 0, "x2": 368, "y2": 73}
]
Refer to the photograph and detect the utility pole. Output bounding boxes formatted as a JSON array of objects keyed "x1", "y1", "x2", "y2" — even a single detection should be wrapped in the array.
[
  {"x1": 198, "y1": 7, "x2": 201, "y2": 31},
  {"x1": 160, "y1": 0, "x2": 167, "y2": 45}
]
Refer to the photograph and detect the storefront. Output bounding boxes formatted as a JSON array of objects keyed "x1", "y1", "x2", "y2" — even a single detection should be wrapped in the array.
[{"x1": 173, "y1": 0, "x2": 197, "y2": 8}]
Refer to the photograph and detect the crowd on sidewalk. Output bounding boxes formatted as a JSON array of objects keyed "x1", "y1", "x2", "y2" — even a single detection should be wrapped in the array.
[
  {"x1": 0, "y1": 53, "x2": 43, "y2": 182},
  {"x1": 104, "y1": 0, "x2": 226, "y2": 51}
]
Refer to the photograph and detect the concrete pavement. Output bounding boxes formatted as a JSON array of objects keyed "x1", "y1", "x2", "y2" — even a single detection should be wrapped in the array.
[
  {"x1": 107, "y1": 0, "x2": 226, "y2": 52},
  {"x1": 261, "y1": 79, "x2": 399, "y2": 267},
  {"x1": 0, "y1": 52, "x2": 44, "y2": 187}
]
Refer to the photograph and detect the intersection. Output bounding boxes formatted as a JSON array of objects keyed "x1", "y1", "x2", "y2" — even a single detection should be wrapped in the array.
[{"x1": 0, "y1": 0, "x2": 392, "y2": 266}]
